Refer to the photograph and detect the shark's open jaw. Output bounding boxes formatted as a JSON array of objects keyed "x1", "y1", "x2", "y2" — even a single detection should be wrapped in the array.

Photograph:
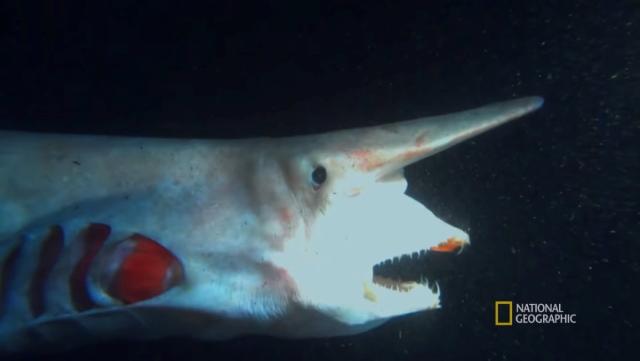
[
  {"x1": 371, "y1": 238, "x2": 466, "y2": 293},
  {"x1": 372, "y1": 250, "x2": 438, "y2": 293}
]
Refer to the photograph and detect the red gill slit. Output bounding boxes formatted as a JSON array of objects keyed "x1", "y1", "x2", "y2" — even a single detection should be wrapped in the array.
[
  {"x1": 69, "y1": 223, "x2": 111, "y2": 311},
  {"x1": 28, "y1": 225, "x2": 64, "y2": 317},
  {"x1": 0, "y1": 242, "x2": 23, "y2": 318}
]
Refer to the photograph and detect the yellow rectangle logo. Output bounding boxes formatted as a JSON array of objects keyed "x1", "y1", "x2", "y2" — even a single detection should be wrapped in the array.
[{"x1": 495, "y1": 301, "x2": 513, "y2": 326}]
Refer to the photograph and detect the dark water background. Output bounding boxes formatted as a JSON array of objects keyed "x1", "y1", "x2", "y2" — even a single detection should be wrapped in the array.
[{"x1": 0, "y1": 1, "x2": 638, "y2": 360}]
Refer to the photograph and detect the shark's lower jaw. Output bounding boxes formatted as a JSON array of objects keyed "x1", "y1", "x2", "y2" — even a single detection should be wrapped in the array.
[
  {"x1": 372, "y1": 250, "x2": 438, "y2": 294},
  {"x1": 371, "y1": 238, "x2": 466, "y2": 294}
]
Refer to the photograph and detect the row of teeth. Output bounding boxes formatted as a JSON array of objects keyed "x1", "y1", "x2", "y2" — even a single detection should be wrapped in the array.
[
  {"x1": 373, "y1": 250, "x2": 427, "y2": 270},
  {"x1": 372, "y1": 249, "x2": 438, "y2": 293},
  {"x1": 372, "y1": 275, "x2": 416, "y2": 292},
  {"x1": 372, "y1": 275, "x2": 438, "y2": 293}
]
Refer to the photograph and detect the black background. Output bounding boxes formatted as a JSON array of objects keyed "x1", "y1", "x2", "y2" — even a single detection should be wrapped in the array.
[{"x1": 1, "y1": 1, "x2": 638, "y2": 360}]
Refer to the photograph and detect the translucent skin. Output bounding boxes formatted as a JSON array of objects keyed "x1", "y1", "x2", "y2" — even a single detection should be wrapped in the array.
[{"x1": 0, "y1": 97, "x2": 542, "y2": 352}]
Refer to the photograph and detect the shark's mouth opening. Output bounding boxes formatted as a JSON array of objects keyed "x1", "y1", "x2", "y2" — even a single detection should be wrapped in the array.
[{"x1": 371, "y1": 239, "x2": 465, "y2": 293}]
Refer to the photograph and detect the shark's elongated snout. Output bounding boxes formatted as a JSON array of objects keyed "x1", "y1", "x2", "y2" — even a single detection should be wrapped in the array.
[{"x1": 320, "y1": 96, "x2": 544, "y2": 178}]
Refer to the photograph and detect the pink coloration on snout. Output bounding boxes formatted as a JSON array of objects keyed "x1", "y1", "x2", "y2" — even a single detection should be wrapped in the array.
[
  {"x1": 349, "y1": 149, "x2": 384, "y2": 172},
  {"x1": 415, "y1": 131, "x2": 429, "y2": 147},
  {"x1": 399, "y1": 148, "x2": 426, "y2": 162}
]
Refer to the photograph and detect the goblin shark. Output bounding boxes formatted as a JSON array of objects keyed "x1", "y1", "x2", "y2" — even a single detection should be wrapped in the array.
[{"x1": 0, "y1": 96, "x2": 543, "y2": 352}]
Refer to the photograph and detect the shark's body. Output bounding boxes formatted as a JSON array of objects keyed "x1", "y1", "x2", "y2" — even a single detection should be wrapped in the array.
[{"x1": 0, "y1": 97, "x2": 543, "y2": 353}]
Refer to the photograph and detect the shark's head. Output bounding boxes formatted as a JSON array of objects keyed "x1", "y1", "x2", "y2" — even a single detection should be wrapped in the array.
[{"x1": 263, "y1": 97, "x2": 543, "y2": 334}]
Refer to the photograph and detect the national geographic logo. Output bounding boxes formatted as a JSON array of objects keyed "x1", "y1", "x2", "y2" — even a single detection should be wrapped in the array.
[{"x1": 495, "y1": 301, "x2": 577, "y2": 326}]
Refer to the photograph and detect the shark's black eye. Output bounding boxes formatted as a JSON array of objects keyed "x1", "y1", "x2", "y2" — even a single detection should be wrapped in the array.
[{"x1": 311, "y1": 165, "x2": 327, "y2": 189}]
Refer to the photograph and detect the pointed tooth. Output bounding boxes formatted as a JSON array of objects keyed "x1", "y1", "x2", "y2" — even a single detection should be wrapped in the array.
[{"x1": 428, "y1": 279, "x2": 438, "y2": 293}]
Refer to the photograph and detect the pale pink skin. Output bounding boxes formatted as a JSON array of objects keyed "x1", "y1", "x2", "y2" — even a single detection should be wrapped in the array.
[{"x1": 0, "y1": 97, "x2": 542, "y2": 352}]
